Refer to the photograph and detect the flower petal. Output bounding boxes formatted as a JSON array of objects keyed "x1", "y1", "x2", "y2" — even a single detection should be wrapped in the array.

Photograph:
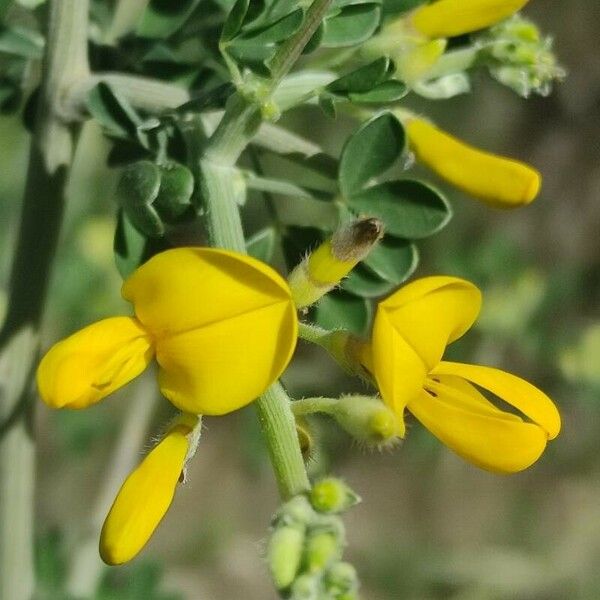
[
  {"x1": 156, "y1": 300, "x2": 297, "y2": 415},
  {"x1": 408, "y1": 388, "x2": 548, "y2": 473},
  {"x1": 406, "y1": 119, "x2": 541, "y2": 208},
  {"x1": 432, "y1": 361, "x2": 561, "y2": 439},
  {"x1": 377, "y1": 276, "x2": 481, "y2": 370},
  {"x1": 99, "y1": 418, "x2": 197, "y2": 565},
  {"x1": 36, "y1": 317, "x2": 153, "y2": 409},
  {"x1": 122, "y1": 247, "x2": 294, "y2": 337},
  {"x1": 410, "y1": 0, "x2": 530, "y2": 39}
]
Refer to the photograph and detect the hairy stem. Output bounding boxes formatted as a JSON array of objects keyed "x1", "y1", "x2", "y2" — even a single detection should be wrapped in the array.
[
  {"x1": 194, "y1": 0, "x2": 335, "y2": 500},
  {"x1": 0, "y1": 1, "x2": 89, "y2": 598}
]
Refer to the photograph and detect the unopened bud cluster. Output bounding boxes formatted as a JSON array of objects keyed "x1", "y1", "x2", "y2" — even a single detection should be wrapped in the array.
[
  {"x1": 475, "y1": 15, "x2": 565, "y2": 97},
  {"x1": 267, "y1": 482, "x2": 361, "y2": 599}
]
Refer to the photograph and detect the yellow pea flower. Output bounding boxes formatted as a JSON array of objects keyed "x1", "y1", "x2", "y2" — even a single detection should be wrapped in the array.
[
  {"x1": 37, "y1": 247, "x2": 298, "y2": 415},
  {"x1": 410, "y1": 0, "x2": 531, "y2": 39},
  {"x1": 361, "y1": 276, "x2": 560, "y2": 473},
  {"x1": 100, "y1": 414, "x2": 200, "y2": 565},
  {"x1": 405, "y1": 118, "x2": 541, "y2": 208}
]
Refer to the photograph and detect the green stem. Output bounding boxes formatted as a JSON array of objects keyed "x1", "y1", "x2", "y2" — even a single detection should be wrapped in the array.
[
  {"x1": 291, "y1": 396, "x2": 339, "y2": 417},
  {"x1": 0, "y1": 1, "x2": 90, "y2": 598},
  {"x1": 267, "y1": 0, "x2": 333, "y2": 91},
  {"x1": 194, "y1": 0, "x2": 335, "y2": 500}
]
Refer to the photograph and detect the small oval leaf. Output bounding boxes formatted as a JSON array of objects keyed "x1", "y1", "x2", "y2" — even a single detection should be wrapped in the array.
[
  {"x1": 347, "y1": 180, "x2": 452, "y2": 239},
  {"x1": 339, "y1": 113, "x2": 405, "y2": 197},
  {"x1": 313, "y1": 290, "x2": 372, "y2": 335}
]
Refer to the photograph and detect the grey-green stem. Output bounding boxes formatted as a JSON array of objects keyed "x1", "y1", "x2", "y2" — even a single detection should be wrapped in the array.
[
  {"x1": 195, "y1": 0, "x2": 334, "y2": 500},
  {"x1": 0, "y1": 1, "x2": 90, "y2": 598}
]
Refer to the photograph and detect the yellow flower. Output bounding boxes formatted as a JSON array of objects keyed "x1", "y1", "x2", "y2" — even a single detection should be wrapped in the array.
[
  {"x1": 361, "y1": 276, "x2": 560, "y2": 473},
  {"x1": 410, "y1": 0, "x2": 531, "y2": 39},
  {"x1": 405, "y1": 118, "x2": 541, "y2": 208},
  {"x1": 37, "y1": 247, "x2": 297, "y2": 415},
  {"x1": 100, "y1": 414, "x2": 199, "y2": 565}
]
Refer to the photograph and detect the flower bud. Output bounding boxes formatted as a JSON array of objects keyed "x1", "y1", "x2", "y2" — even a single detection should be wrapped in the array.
[
  {"x1": 405, "y1": 118, "x2": 541, "y2": 208},
  {"x1": 268, "y1": 521, "x2": 306, "y2": 590},
  {"x1": 304, "y1": 518, "x2": 345, "y2": 573},
  {"x1": 99, "y1": 414, "x2": 199, "y2": 565},
  {"x1": 410, "y1": 0, "x2": 530, "y2": 39},
  {"x1": 330, "y1": 395, "x2": 401, "y2": 448},
  {"x1": 310, "y1": 478, "x2": 360, "y2": 515},
  {"x1": 288, "y1": 218, "x2": 383, "y2": 308},
  {"x1": 290, "y1": 573, "x2": 321, "y2": 600},
  {"x1": 324, "y1": 562, "x2": 359, "y2": 596}
]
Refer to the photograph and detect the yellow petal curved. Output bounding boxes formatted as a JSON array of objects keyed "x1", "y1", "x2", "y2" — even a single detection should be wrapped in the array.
[
  {"x1": 156, "y1": 299, "x2": 297, "y2": 415},
  {"x1": 408, "y1": 388, "x2": 548, "y2": 473},
  {"x1": 37, "y1": 317, "x2": 153, "y2": 409},
  {"x1": 406, "y1": 119, "x2": 541, "y2": 208},
  {"x1": 371, "y1": 307, "x2": 426, "y2": 435},
  {"x1": 377, "y1": 276, "x2": 481, "y2": 370},
  {"x1": 426, "y1": 375, "x2": 521, "y2": 422},
  {"x1": 123, "y1": 247, "x2": 294, "y2": 337},
  {"x1": 411, "y1": 0, "x2": 530, "y2": 39},
  {"x1": 99, "y1": 421, "x2": 193, "y2": 565},
  {"x1": 432, "y1": 361, "x2": 561, "y2": 439}
]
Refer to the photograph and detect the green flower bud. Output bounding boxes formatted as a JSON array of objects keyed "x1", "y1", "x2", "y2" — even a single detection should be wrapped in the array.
[
  {"x1": 330, "y1": 395, "x2": 400, "y2": 448},
  {"x1": 268, "y1": 521, "x2": 306, "y2": 590},
  {"x1": 274, "y1": 495, "x2": 316, "y2": 527},
  {"x1": 324, "y1": 562, "x2": 359, "y2": 595},
  {"x1": 153, "y1": 163, "x2": 194, "y2": 223},
  {"x1": 310, "y1": 478, "x2": 360, "y2": 514},
  {"x1": 115, "y1": 161, "x2": 164, "y2": 237},
  {"x1": 304, "y1": 518, "x2": 345, "y2": 573},
  {"x1": 290, "y1": 573, "x2": 321, "y2": 600}
]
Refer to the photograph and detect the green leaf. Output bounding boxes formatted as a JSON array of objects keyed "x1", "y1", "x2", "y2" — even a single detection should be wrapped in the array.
[
  {"x1": 349, "y1": 80, "x2": 408, "y2": 104},
  {"x1": 314, "y1": 290, "x2": 372, "y2": 335},
  {"x1": 114, "y1": 211, "x2": 169, "y2": 279},
  {"x1": 318, "y1": 94, "x2": 337, "y2": 119},
  {"x1": 154, "y1": 163, "x2": 194, "y2": 223},
  {"x1": 321, "y1": 3, "x2": 381, "y2": 48},
  {"x1": 342, "y1": 265, "x2": 397, "y2": 298},
  {"x1": 115, "y1": 161, "x2": 164, "y2": 237},
  {"x1": 347, "y1": 180, "x2": 452, "y2": 239},
  {"x1": 137, "y1": 0, "x2": 201, "y2": 39},
  {"x1": 327, "y1": 57, "x2": 390, "y2": 93},
  {"x1": 239, "y1": 8, "x2": 303, "y2": 44},
  {"x1": 86, "y1": 83, "x2": 143, "y2": 141},
  {"x1": 246, "y1": 227, "x2": 277, "y2": 262},
  {"x1": 338, "y1": 112, "x2": 405, "y2": 197},
  {"x1": 363, "y1": 236, "x2": 418, "y2": 284},
  {"x1": 0, "y1": 25, "x2": 44, "y2": 59},
  {"x1": 221, "y1": 0, "x2": 250, "y2": 42}
]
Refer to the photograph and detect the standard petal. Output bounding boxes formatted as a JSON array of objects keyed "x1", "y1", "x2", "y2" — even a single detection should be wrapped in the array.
[
  {"x1": 408, "y1": 388, "x2": 548, "y2": 473},
  {"x1": 122, "y1": 247, "x2": 294, "y2": 336},
  {"x1": 37, "y1": 317, "x2": 153, "y2": 409},
  {"x1": 410, "y1": 0, "x2": 530, "y2": 39},
  {"x1": 377, "y1": 276, "x2": 481, "y2": 370},
  {"x1": 406, "y1": 119, "x2": 541, "y2": 208},
  {"x1": 156, "y1": 299, "x2": 297, "y2": 415},
  {"x1": 371, "y1": 307, "x2": 427, "y2": 435},
  {"x1": 432, "y1": 361, "x2": 561, "y2": 439},
  {"x1": 99, "y1": 419, "x2": 195, "y2": 565}
]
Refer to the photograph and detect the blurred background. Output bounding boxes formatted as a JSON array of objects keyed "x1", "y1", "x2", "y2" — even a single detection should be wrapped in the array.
[{"x1": 2, "y1": 1, "x2": 600, "y2": 598}]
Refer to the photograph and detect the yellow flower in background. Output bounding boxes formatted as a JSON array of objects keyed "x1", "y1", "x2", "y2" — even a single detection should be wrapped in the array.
[
  {"x1": 37, "y1": 247, "x2": 298, "y2": 415},
  {"x1": 100, "y1": 414, "x2": 199, "y2": 565},
  {"x1": 405, "y1": 118, "x2": 541, "y2": 208},
  {"x1": 361, "y1": 276, "x2": 560, "y2": 473},
  {"x1": 410, "y1": 0, "x2": 531, "y2": 39}
]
